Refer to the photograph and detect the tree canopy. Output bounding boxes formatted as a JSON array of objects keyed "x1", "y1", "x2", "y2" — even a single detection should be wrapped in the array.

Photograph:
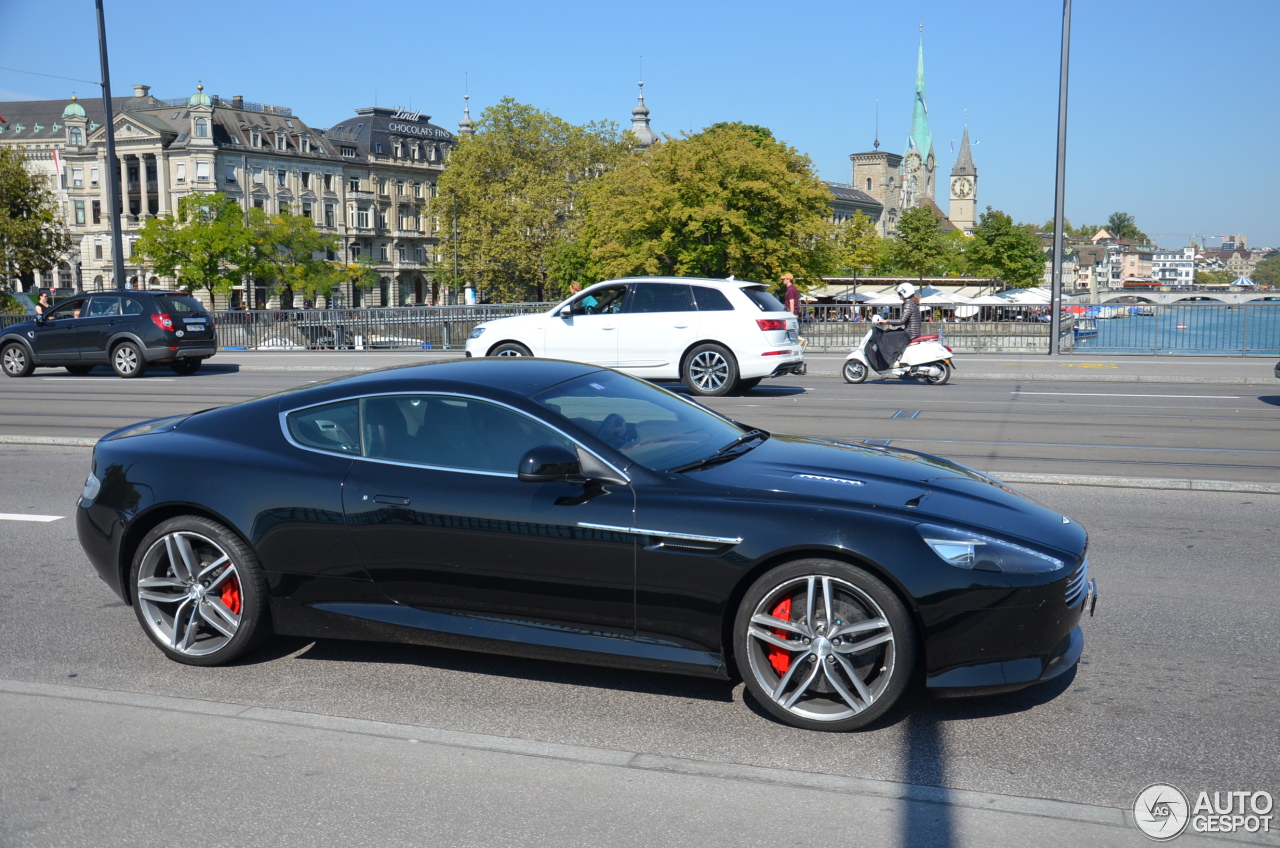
[
  {"x1": 433, "y1": 98, "x2": 632, "y2": 302},
  {"x1": 1105, "y1": 211, "x2": 1148, "y2": 243},
  {"x1": 1251, "y1": 253, "x2": 1279, "y2": 288},
  {"x1": 578, "y1": 122, "x2": 839, "y2": 288},
  {"x1": 885, "y1": 206, "x2": 947, "y2": 279},
  {"x1": 1, "y1": 147, "x2": 72, "y2": 291},
  {"x1": 246, "y1": 208, "x2": 340, "y2": 303},
  {"x1": 968, "y1": 207, "x2": 1047, "y2": 289},
  {"x1": 135, "y1": 194, "x2": 252, "y2": 302}
]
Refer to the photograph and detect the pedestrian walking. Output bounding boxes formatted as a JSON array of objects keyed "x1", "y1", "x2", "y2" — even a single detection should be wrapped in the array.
[{"x1": 782, "y1": 273, "x2": 801, "y2": 317}]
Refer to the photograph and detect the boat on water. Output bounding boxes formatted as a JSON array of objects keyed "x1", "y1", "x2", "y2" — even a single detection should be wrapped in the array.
[
  {"x1": 1073, "y1": 317, "x2": 1099, "y2": 339},
  {"x1": 1095, "y1": 306, "x2": 1131, "y2": 319}
]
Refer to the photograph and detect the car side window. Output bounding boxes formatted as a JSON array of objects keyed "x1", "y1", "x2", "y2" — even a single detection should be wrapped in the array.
[
  {"x1": 85, "y1": 296, "x2": 121, "y2": 318},
  {"x1": 121, "y1": 298, "x2": 145, "y2": 316},
  {"x1": 627, "y1": 283, "x2": 693, "y2": 314},
  {"x1": 690, "y1": 286, "x2": 734, "y2": 311},
  {"x1": 45, "y1": 298, "x2": 87, "y2": 320},
  {"x1": 359, "y1": 394, "x2": 573, "y2": 475},
  {"x1": 571, "y1": 285, "x2": 627, "y2": 316},
  {"x1": 287, "y1": 400, "x2": 361, "y2": 454}
]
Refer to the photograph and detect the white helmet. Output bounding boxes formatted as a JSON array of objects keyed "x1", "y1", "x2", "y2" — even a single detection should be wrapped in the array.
[{"x1": 895, "y1": 282, "x2": 916, "y2": 299}]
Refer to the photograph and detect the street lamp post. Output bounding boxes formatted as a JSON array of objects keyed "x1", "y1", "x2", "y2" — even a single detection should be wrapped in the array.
[
  {"x1": 95, "y1": 0, "x2": 126, "y2": 291},
  {"x1": 1048, "y1": 0, "x2": 1072, "y2": 354}
]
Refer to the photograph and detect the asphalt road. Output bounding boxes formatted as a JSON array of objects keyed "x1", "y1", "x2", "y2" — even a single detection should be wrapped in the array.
[
  {"x1": 1, "y1": 365, "x2": 1277, "y2": 485},
  {"x1": 0, "y1": 446, "x2": 1276, "y2": 846}
]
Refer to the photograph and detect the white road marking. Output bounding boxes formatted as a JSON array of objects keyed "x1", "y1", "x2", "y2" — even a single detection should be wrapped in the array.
[
  {"x1": 40, "y1": 378, "x2": 174, "y2": 382},
  {"x1": 0, "y1": 513, "x2": 63, "y2": 522},
  {"x1": 1011, "y1": 391, "x2": 1240, "y2": 400}
]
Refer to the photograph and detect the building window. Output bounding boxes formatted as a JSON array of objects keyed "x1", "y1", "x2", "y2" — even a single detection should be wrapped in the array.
[
  {"x1": 195, "y1": 118, "x2": 208, "y2": 137},
  {"x1": 74, "y1": 201, "x2": 85, "y2": 224},
  {"x1": 414, "y1": 182, "x2": 422, "y2": 198},
  {"x1": 94, "y1": 241, "x2": 103, "y2": 259},
  {"x1": 225, "y1": 164, "x2": 237, "y2": 183},
  {"x1": 301, "y1": 171, "x2": 310, "y2": 188},
  {"x1": 253, "y1": 167, "x2": 264, "y2": 185},
  {"x1": 92, "y1": 200, "x2": 101, "y2": 224},
  {"x1": 69, "y1": 127, "x2": 83, "y2": 145},
  {"x1": 323, "y1": 173, "x2": 332, "y2": 191},
  {"x1": 324, "y1": 203, "x2": 334, "y2": 227},
  {"x1": 176, "y1": 163, "x2": 186, "y2": 182},
  {"x1": 276, "y1": 170, "x2": 287, "y2": 187},
  {"x1": 415, "y1": 246, "x2": 425, "y2": 263},
  {"x1": 72, "y1": 168, "x2": 83, "y2": 187},
  {"x1": 302, "y1": 201, "x2": 312, "y2": 220},
  {"x1": 253, "y1": 197, "x2": 265, "y2": 209},
  {"x1": 278, "y1": 198, "x2": 290, "y2": 214},
  {"x1": 348, "y1": 176, "x2": 360, "y2": 191},
  {"x1": 300, "y1": 134, "x2": 310, "y2": 153},
  {"x1": 866, "y1": 178, "x2": 872, "y2": 191},
  {"x1": 356, "y1": 208, "x2": 370, "y2": 228},
  {"x1": 429, "y1": 184, "x2": 437, "y2": 198},
  {"x1": 251, "y1": 129, "x2": 260, "y2": 147},
  {"x1": 341, "y1": 147, "x2": 356, "y2": 158},
  {"x1": 375, "y1": 143, "x2": 383, "y2": 154},
  {"x1": 398, "y1": 245, "x2": 407, "y2": 262},
  {"x1": 90, "y1": 166, "x2": 99, "y2": 185},
  {"x1": 396, "y1": 180, "x2": 404, "y2": 195},
  {"x1": 378, "y1": 180, "x2": 388, "y2": 196},
  {"x1": 394, "y1": 142, "x2": 402, "y2": 157},
  {"x1": 196, "y1": 162, "x2": 210, "y2": 181},
  {"x1": 379, "y1": 244, "x2": 388, "y2": 262},
  {"x1": 376, "y1": 210, "x2": 387, "y2": 229},
  {"x1": 350, "y1": 244, "x2": 362, "y2": 260},
  {"x1": 276, "y1": 132, "x2": 286, "y2": 150}
]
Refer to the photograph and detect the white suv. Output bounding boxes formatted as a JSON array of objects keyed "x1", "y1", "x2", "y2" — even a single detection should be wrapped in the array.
[{"x1": 464, "y1": 277, "x2": 805, "y2": 396}]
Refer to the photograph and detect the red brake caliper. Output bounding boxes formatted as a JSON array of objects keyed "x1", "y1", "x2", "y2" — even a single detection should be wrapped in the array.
[
  {"x1": 767, "y1": 597, "x2": 793, "y2": 675},
  {"x1": 220, "y1": 573, "x2": 242, "y2": 616}
]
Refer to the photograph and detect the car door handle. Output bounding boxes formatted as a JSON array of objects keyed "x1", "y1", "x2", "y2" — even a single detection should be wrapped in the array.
[
  {"x1": 372, "y1": 495, "x2": 411, "y2": 505},
  {"x1": 601, "y1": 325, "x2": 616, "y2": 331},
  {"x1": 673, "y1": 323, "x2": 689, "y2": 329}
]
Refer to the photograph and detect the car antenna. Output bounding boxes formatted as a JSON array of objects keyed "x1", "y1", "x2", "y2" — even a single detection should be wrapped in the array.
[{"x1": 727, "y1": 275, "x2": 735, "y2": 281}]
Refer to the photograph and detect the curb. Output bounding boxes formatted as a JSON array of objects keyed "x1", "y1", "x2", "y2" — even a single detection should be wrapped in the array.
[
  {"x1": 801, "y1": 369, "x2": 1276, "y2": 385},
  {"x1": 0, "y1": 435, "x2": 99, "y2": 447}
]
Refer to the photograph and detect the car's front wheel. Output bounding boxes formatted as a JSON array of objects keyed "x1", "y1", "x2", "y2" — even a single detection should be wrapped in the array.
[
  {"x1": 2, "y1": 343, "x2": 34, "y2": 378},
  {"x1": 111, "y1": 342, "x2": 147, "y2": 378},
  {"x1": 489, "y1": 342, "x2": 532, "y2": 357},
  {"x1": 683, "y1": 343, "x2": 738, "y2": 397},
  {"x1": 130, "y1": 516, "x2": 271, "y2": 666},
  {"x1": 170, "y1": 359, "x2": 202, "y2": 375},
  {"x1": 733, "y1": 558, "x2": 916, "y2": 731}
]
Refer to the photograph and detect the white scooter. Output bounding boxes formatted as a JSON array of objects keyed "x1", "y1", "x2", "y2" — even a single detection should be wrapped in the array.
[{"x1": 842, "y1": 321, "x2": 955, "y2": 385}]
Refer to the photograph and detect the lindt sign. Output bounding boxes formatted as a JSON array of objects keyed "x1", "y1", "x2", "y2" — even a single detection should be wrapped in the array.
[{"x1": 391, "y1": 107, "x2": 423, "y2": 122}]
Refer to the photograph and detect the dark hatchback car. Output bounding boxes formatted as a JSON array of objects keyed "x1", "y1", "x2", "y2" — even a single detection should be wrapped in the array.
[
  {"x1": 1, "y1": 290, "x2": 215, "y2": 378},
  {"x1": 77, "y1": 359, "x2": 1096, "y2": 731}
]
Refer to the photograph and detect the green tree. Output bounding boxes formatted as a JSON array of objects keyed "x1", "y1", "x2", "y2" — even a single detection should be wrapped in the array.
[
  {"x1": 1251, "y1": 253, "x2": 1280, "y2": 288},
  {"x1": 248, "y1": 210, "x2": 339, "y2": 304},
  {"x1": 968, "y1": 206, "x2": 1047, "y2": 289},
  {"x1": 1194, "y1": 269, "x2": 1234, "y2": 286},
  {"x1": 1105, "y1": 211, "x2": 1148, "y2": 243},
  {"x1": 936, "y1": 229, "x2": 973, "y2": 277},
  {"x1": 887, "y1": 206, "x2": 947, "y2": 280},
  {"x1": 1, "y1": 147, "x2": 72, "y2": 291},
  {"x1": 329, "y1": 258, "x2": 380, "y2": 304},
  {"x1": 433, "y1": 98, "x2": 632, "y2": 302},
  {"x1": 135, "y1": 193, "x2": 252, "y2": 304},
  {"x1": 580, "y1": 122, "x2": 838, "y2": 286}
]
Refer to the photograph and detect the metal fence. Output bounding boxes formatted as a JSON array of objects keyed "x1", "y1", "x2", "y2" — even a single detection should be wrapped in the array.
[
  {"x1": 1069, "y1": 303, "x2": 1279, "y2": 356},
  {"x1": 798, "y1": 304, "x2": 1075, "y2": 354}
]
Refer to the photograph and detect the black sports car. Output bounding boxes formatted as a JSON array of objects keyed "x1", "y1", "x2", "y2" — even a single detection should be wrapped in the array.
[{"x1": 77, "y1": 359, "x2": 1096, "y2": 731}]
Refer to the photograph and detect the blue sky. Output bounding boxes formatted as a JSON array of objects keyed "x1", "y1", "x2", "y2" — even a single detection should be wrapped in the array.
[{"x1": 3, "y1": 0, "x2": 1277, "y2": 247}]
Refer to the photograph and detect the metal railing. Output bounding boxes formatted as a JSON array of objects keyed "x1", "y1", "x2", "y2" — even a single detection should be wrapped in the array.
[
  {"x1": 798, "y1": 305, "x2": 1076, "y2": 354},
  {"x1": 1070, "y1": 302, "x2": 1280, "y2": 355}
]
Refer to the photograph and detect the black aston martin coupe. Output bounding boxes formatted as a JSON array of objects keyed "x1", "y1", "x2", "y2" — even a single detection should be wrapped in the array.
[{"x1": 77, "y1": 359, "x2": 1096, "y2": 731}]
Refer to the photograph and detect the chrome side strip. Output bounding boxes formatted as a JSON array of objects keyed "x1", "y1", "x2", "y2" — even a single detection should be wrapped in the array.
[{"x1": 577, "y1": 522, "x2": 742, "y2": 545}]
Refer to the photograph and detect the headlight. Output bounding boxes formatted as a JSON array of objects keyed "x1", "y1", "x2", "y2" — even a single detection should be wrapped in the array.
[
  {"x1": 468, "y1": 326, "x2": 486, "y2": 340},
  {"x1": 80, "y1": 472, "x2": 101, "y2": 504},
  {"x1": 917, "y1": 523, "x2": 1065, "y2": 573}
]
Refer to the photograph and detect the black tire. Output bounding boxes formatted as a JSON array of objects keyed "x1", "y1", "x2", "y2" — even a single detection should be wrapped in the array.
[
  {"x1": 682, "y1": 343, "x2": 738, "y2": 397},
  {"x1": 170, "y1": 359, "x2": 202, "y2": 375},
  {"x1": 65, "y1": 365, "x2": 94, "y2": 376},
  {"x1": 489, "y1": 342, "x2": 532, "y2": 357},
  {"x1": 924, "y1": 362, "x2": 951, "y2": 386},
  {"x1": 842, "y1": 360, "x2": 869, "y2": 384},
  {"x1": 111, "y1": 342, "x2": 147, "y2": 378},
  {"x1": 735, "y1": 378, "x2": 763, "y2": 393},
  {"x1": 1, "y1": 343, "x2": 34, "y2": 378},
  {"x1": 130, "y1": 516, "x2": 271, "y2": 666},
  {"x1": 733, "y1": 558, "x2": 917, "y2": 732}
]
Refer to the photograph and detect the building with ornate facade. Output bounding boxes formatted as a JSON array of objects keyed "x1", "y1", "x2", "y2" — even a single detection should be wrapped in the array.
[{"x1": 0, "y1": 84, "x2": 456, "y2": 307}]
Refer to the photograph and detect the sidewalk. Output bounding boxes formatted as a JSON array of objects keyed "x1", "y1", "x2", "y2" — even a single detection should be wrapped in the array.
[{"x1": 207, "y1": 349, "x2": 1279, "y2": 385}]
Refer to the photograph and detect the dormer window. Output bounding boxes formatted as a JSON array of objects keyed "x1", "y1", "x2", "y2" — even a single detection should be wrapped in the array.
[
  {"x1": 195, "y1": 118, "x2": 208, "y2": 138},
  {"x1": 300, "y1": 134, "x2": 310, "y2": 153},
  {"x1": 276, "y1": 132, "x2": 286, "y2": 150},
  {"x1": 250, "y1": 129, "x2": 260, "y2": 147},
  {"x1": 69, "y1": 127, "x2": 83, "y2": 145}
]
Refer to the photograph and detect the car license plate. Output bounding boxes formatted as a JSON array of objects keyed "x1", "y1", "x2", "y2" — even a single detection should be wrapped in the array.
[
  {"x1": 187, "y1": 324, "x2": 205, "y2": 332},
  {"x1": 787, "y1": 330, "x2": 798, "y2": 343}
]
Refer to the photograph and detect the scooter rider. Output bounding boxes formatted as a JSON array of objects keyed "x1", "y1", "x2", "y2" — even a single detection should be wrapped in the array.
[{"x1": 872, "y1": 282, "x2": 922, "y2": 340}]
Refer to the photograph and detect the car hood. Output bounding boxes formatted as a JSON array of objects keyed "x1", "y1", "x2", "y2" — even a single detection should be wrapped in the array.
[{"x1": 682, "y1": 434, "x2": 1086, "y2": 557}]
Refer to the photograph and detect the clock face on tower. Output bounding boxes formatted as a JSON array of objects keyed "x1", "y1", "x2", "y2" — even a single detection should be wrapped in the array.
[
  {"x1": 952, "y1": 176, "x2": 973, "y2": 199},
  {"x1": 904, "y1": 151, "x2": 922, "y2": 173}
]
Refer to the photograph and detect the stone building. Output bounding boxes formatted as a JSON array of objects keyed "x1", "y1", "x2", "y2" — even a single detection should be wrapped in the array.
[{"x1": 0, "y1": 84, "x2": 456, "y2": 307}]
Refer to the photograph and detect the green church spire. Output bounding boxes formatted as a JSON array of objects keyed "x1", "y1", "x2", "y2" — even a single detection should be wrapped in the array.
[{"x1": 906, "y1": 34, "x2": 932, "y2": 162}]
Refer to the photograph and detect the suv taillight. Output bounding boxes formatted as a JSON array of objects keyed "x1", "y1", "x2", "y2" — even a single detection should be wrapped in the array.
[
  {"x1": 756, "y1": 319, "x2": 788, "y2": 332},
  {"x1": 151, "y1": 313, "x2": 174, "y2": 331}
]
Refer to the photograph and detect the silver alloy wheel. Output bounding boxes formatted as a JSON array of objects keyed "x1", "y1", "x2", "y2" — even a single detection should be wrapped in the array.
[
  {"x1": 496, "y1": 348, "x2": 525, "y2": 357},
  {"x1": 2, "y1": 345, "x2": 28, "y2": 376},
  {"x1": 689, "y1": 350, "x2": 731, "y2": 392},
  {"x1": 843, "y1": 360, "x2": 868, "y2": 384},
  {"x1": 136, "y1": 531, "x2": 242, "y2": 657},
  {"x1": 113, "y1": 345, "x2": 140, "y2": 375},
  {"x1": 744, "y1": 574, "x2": 896, "y2": 722}
]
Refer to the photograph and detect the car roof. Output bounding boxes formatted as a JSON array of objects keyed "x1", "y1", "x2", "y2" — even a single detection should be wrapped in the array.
[{"x1": 587, "y1": 276, "x2": 766, "y2": 290}]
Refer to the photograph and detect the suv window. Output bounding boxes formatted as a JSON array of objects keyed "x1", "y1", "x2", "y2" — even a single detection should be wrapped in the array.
[
  {"x1": 690, "y1": 286, "x2": 734, "y2": 311},
  {"x1": 627, "y1": 283, "x2": 693, "y2": 314},
  {"x1": 287, "y1": 400, "x2": 360, "y2": 454},
  {"x1": 45, "y1": 297, "x2": 87, "y2": 320},
  {"x1": 121, "y1": 297, "x2": 145, "y2": 316},
  {"x1": 156, "y1": 295, "x2": 206, "y2": 315},
  {"x1": 571, "y1": 285, "x2": 627, "y2": 316},
  {"x1": 360, "y1": 394, "x2": 573, "y2": 474},
  {"x1": 742, "y1": 286, "x2": 788, "y2": 313},
  {"x1": 85, "y1": 296, "x2": 121, "y2": 317}
]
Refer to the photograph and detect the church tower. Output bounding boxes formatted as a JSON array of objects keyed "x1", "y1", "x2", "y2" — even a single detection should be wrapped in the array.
[
  {"x1": 900, "y1": 34, "x2": 936, "y2": 209},
  {"x1": 948, "y1": 125, "x2": 978, "y2": 234}
]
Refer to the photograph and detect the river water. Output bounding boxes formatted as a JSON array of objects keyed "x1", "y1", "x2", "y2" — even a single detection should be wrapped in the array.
[{"x1": 1075, "y1": 303, "x2": 1279, "y2": 355}]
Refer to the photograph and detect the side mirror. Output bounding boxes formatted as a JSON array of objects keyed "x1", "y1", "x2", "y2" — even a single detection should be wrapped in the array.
[
  {"x1": 557, "y1": 305, "x2": 574, "y2": 318},
  {"x1": 518, "y1": 444, "x2": 583, "y2": 483}
]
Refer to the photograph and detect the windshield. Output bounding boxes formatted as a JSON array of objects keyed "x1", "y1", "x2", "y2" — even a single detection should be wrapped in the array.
[{"x1": 532, "y1": 370, "x2": 745, "y2": 471}]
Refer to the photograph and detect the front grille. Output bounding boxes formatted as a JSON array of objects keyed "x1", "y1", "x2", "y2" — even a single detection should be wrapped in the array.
[{"x1": 1064, "y1": 555, "x2": 1088, "y2": 607}]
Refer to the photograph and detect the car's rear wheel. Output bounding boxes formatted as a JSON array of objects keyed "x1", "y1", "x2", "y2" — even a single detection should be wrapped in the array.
[
  {"x1": 130, "y1": 516, "x2": 270, "y2": 666},
  {"x1": 733, "y1": 558, "x2": 916, "y2": 731},
  {"x1": 2, "y1": 343, "x2": 34, "y2": 378},
  {"x1": 683, "y1": 343, "x2": 738, "y2": 397},
  {"x1": 170, "y1": 359, "x2": 202, "y2": 375},
  {"x1": 843, "y1": 361, "x2": 869, "y2": 384},
  {"x1": 490, "y1": 342, "x2": 532, "y2": 357},
  {"x1": 65, "y1": 365, "x2": 94, "y2": 376},
  {"x1": 923, "y1": 363, "x2": 951, "y2": 385},
  {"x1": 111, "y1": 342, "x2": 147, "y2": 378}
]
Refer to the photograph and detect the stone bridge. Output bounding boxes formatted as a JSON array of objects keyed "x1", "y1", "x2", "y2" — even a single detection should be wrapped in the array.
[{"x1": 1079, "y1": 291, "x2": 1279, "y2": 305}]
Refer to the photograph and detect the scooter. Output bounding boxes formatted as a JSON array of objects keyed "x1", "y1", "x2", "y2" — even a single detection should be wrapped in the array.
[{"x1": 842, "y1": 324, "x2": 955, "y2": 385}]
